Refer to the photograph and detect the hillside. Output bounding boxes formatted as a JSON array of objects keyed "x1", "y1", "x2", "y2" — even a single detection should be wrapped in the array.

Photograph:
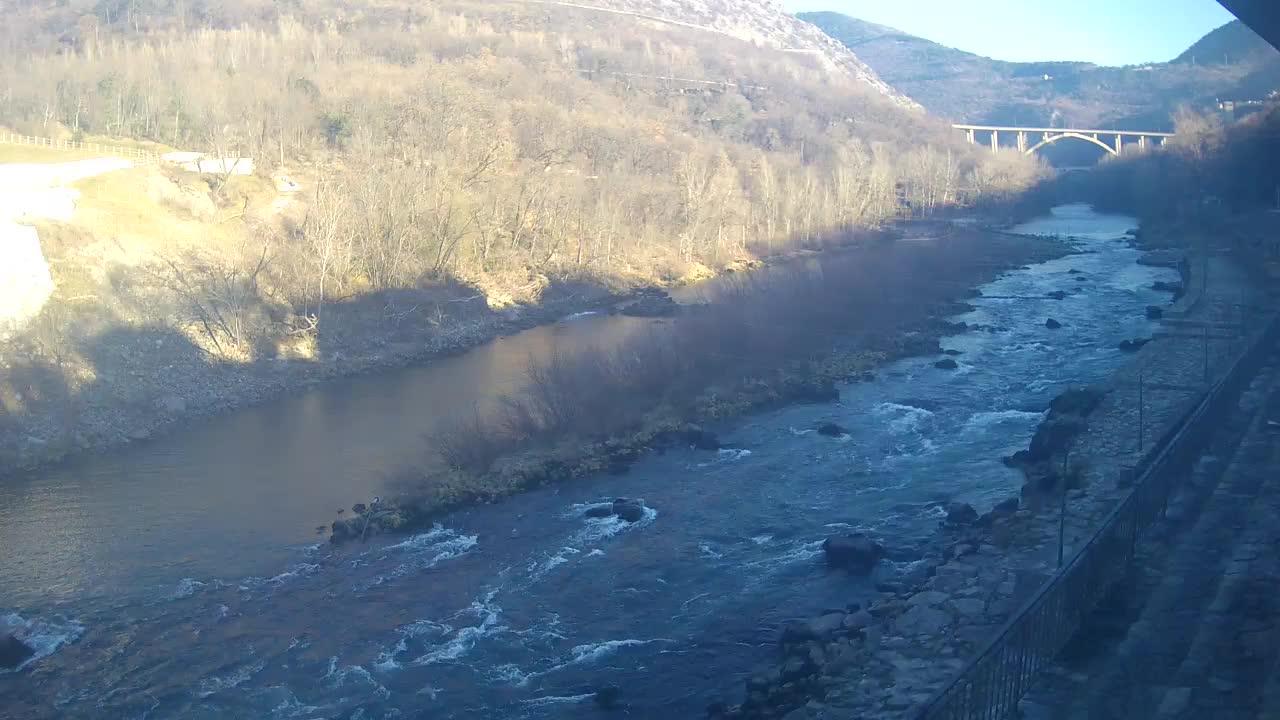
[
  {"x1": 1173, "y1": 17, "x2": 1276, "y2": 65},
  {"x1": 0, "y1": 0, "x2": 1047, "y2": 469},
  {"x1": 802, "y1": 13, "x2": 1280, "y2": 130}
]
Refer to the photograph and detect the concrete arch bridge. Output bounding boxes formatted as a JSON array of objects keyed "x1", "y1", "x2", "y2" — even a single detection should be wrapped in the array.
[{"x1": 953, "y1": 124, "x2": 1176, "y2": 156}]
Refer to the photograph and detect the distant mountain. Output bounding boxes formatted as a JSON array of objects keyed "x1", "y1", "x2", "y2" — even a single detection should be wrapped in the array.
[
  {"x1": 800, "y1": 13, "x2": 1280, "y2": 131},
  {"x1": 1173, "y1": 19, "x2": 1275, "y2": 65}
]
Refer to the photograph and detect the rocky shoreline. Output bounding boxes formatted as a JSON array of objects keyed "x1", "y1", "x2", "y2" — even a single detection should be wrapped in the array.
[{"x1": 705, "y1": 232, "x2": 1253, "y2": 720}]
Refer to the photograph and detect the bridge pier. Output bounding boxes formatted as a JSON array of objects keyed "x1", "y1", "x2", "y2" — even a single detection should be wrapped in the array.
[
  {"x1": 990, "y1": 129, "x2": 999, "y2": 152},
  {"x1": 1116, "y1": 134, "x2": 1123, "y2": 155},
  {"x1": 966, "y1": 128, "x2": 975, "y2": 145},
  {"x1": 1017, "y1": 131, "x2": 1028, "y2": 153},
  {"x1": 1139, "y1": 135, "x2": 1147, "y2": 150}
]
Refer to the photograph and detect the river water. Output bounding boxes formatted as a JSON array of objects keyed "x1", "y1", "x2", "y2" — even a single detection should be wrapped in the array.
[{"x1": 0, "y1": 205, "x2": 1178, "y2": 719}]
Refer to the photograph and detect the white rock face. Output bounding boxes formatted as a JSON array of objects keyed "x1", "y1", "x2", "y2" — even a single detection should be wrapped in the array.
[
  {"x1": 534, "y1": 0, "x2": 920, "y2": 108},
  {"x1": 0, "y1": 158, "x2": 134, "y2": 339},
  {"x1": 0, "y1": 221, "x2": 56, "y2": 340}
]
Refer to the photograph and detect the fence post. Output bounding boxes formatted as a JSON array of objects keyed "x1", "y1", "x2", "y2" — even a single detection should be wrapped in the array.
[
  {"x1": 1058, "y1": 448, "x2": 1070, "y2": 568},
  {"x1": 1203, "y1": 324, "x2": 1209, "y2": 384},
  {"x1": 1137, "y1": 367, "x2": 1144, "y2": 453}
]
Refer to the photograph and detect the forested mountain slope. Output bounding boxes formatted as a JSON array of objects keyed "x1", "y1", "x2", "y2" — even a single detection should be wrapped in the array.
[{"x1": 803, "y1": 13, "x2": 1280, "y2": 130}]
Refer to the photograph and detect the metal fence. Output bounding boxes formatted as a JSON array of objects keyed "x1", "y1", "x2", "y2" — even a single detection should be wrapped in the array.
[
  {"x1": 0, "y1": 131, "x2": 162, "y2": 165},
  {"x1": 914, "y1": 301, "x2": 1280, "y2": 720}
]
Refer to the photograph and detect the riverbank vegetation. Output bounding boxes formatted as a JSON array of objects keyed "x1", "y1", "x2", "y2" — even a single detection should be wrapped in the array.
[
  {"x1": 0, "y1": 0, "x2": 1052, "y2": 471},
  {"x1": 1068, "y1": 106, "x2": 1280, "y2": 225}
]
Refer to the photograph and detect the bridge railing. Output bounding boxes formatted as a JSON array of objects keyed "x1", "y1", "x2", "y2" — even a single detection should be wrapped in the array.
[
  {"x1": 0, "y1": 131, "x2": 162, "y2": 165},
  {"x1": 913, "y1": 302, "x2": 1280, "y2": 720}
]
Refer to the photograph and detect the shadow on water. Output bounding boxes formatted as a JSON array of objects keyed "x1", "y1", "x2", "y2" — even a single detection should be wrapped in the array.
[{"x1": 0, "y1": 205, "x2": 1182, "y2": 720}]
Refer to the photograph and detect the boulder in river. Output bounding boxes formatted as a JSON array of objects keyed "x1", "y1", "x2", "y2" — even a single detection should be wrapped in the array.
[
  {"x1": 943, "y1": 349, "x2": 963, "y2": 356},
  {"x1": 805, "y1": 612, "x2": 847, "y2": 639},
  {"x1": 0, "y1": 634, "x2": 34, "y2": 670},
  {"x1": 612, "y1": 499, "x2": 646, "y2": 523},
  {"x1": 1049, "y1": 387, "x2": 1107, "y2": 417},
  {"x1": 978, "y1": 496, "x2": 1020, "y2": 527},
  {"x1": 1152, "y1": 280, "x2": 1184, "y2": 295},
  {"x1": 1145, "y1": 305, "x2": 1163, "y2": 320},
  {"x1": 594, "y1": 685, "x2": 623, "y2": 709},
  {"x1": 822, "y1": 533, "x2": 884, "y2": 573},
  {"x1": 1068, "y1": 269, "x2": 1082, "y2": 274},
  {"x1": 816, "y1": 422, "x2": 847, "y2": 437},
  {"x1": 1028, "y1": 416, "x2": 1085, "y2": 461},
  {"x1": 945, "y1": 502, "x2": 979, "y2": 526},
  {"x1": 934, "y1": 358, "x2": 959, "y2": 370},
  {"x1": 1044, "y1": 318, "x2": 1062, "y2": 329},
  {"x1": 1046, "y1": 290, "x2": 1067, "y2": 300},
  {"x1": 1118, "y1": 338, "x2": 1152, "y2": 353},
  {"x1": 584, "y1": 504, "x2": 615, "y2": 519},
  {"x1": 1002, "y1": 449, "x2": 1033, "y2": 468}
]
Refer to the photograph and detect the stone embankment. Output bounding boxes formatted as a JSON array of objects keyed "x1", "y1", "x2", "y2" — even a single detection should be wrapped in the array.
[
  {"x1": 710, "y1": 239, "x2": 1266, "y2": 720},
  {"x1": 1020, "y1": 338, "x2": 1280, "y2": 719}
]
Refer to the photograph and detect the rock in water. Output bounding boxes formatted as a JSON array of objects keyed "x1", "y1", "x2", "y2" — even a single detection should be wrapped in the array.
[
  {"x1": 584, "y1": 504, "x2": 615, "y2": 519},
  {"x1": 594, "y1": 685, "x2": 622, "y2": 709},
  {"x1": 1028, "y1": 416, "x2": 1085, "y2": 461},
  {"x1": 1044, "y1": 318, "x2": 1062, "y2": 329},
  {"x1": 1049, "y1": 387, "x2": 1107, "y2": 417},
  {"x1": 816, "y1": 422, "x2": 847, "y2": 437},
  {"x1": 619, "y1": 292, "x2": 679, "y2": 318},
  {"x1": 1157, "y1": 275, "x2": 1182, "y2": 295},
  {"x1": 0, "y1": 634, "x2": 34, "y2": 670},
  {"x1": 805, "y1": 612, "x2": 847, "y2": 639},
  {"x1": 1146, "y1": 305, "x2": 1163, "y2": 320},
  {"x1": 945, "y1": 502, "x2": 979, "y2": 525},
  {"x1": 1046, "y1": 290, "x2": 1067, "y2": 300},
  {"x1": 822, "y1": 534, "x2": 884, "y2": 573},
  {"x1": 1118, "y1": 338, "x2": 1152, "y2": 353},
  {"x1": 612, "y1": 499, "x2": 645, "y2": 523},
  {"x1": 934, "y1": 358, "x2": 959, "y2": 370}
]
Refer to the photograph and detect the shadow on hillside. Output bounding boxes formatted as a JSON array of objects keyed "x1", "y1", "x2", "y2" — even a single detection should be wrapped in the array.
[{"x1": 0, "y1": 319, "x2": 209, "y2": 469}]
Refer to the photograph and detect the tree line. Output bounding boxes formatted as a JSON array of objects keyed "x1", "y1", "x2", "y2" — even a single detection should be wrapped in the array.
[{"x1": 0, "y1": 0, "x2": 1049, "y2": 352}]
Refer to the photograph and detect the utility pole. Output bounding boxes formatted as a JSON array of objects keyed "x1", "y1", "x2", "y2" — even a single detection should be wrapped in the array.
[{"x1": 1058, "y1": 445, "x2": 1072, "y2": 568}]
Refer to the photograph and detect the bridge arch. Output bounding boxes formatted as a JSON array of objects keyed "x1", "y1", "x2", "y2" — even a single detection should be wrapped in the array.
[{"x1": 1024, "y1": 132, "x2": 1118, "y2": 157}]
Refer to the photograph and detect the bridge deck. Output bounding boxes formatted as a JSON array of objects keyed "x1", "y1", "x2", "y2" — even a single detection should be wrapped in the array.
[{"x1": 952, "y1": 124, "x2": 1175, "y2": 137}]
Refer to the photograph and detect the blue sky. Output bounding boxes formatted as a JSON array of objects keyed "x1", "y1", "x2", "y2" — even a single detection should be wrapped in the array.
[{"x1": 782, "y1": 0, "x2": 1238, "y2": 66}]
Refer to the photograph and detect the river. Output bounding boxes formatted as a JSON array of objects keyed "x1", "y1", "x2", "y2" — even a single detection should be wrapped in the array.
[{"x1": 0, "y1": 205, "x2": 1178, "y2": 719}]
